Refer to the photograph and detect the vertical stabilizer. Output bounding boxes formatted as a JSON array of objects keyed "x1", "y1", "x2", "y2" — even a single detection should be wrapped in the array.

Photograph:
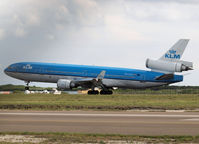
[{"x1": 159, "y1": 39, "x2": 189, "y2": 62}]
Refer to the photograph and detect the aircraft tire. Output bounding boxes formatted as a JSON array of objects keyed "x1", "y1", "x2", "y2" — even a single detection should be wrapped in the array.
[
  {"x1": 94, "y1": 90, "x2": 99, "y2": 95},
  {"x1": 25, "y1": 87, "x2": 29, "y2": 90},
  {"x1": 108, "y1": 90, "x2": 113, "y2": 95},
  {"x1": 88, "y1": 90, "x2": 99, "y2": 95},
  {"x1": 100, "y1": 90, "x2": 113, "y2": 95}
]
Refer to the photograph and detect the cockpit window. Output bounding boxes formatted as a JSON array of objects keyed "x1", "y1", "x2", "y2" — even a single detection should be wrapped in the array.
[
  {"x1": 7, "y1": 64, "x2": 17, "y2": 70},
  {"x1": 7, "y1": 66, "x2": 12, "y2": 69}
]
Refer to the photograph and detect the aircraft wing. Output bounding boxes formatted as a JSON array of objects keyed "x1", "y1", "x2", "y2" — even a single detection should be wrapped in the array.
[{"x1": 72, "y1": 71, "x2": 106, "y2": 89}]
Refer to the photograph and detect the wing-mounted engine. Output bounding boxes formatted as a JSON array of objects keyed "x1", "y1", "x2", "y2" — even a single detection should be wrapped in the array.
[
  {"x1": 146, "y1": 59, "x2": 193, "y2": 73},
  {"x1": 57, "y1": 79, "x2": 76, "y2": 89},
  {"x1": 56, "y1": 71, "x2": 112, "y2": 94}
]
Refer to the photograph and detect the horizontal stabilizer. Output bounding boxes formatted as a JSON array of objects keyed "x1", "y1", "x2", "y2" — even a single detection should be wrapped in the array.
[
  {"x1": 179, "y1": 60, "x2": 193, "y2": 69},
  {"x1": 156, "y1": 74, "x2": 174, "y2": 80}
]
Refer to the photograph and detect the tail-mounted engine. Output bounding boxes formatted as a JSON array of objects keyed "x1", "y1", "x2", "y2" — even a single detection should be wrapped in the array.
[{"x1": 146, "y1": 59, "x2": 193, "y2": 73}]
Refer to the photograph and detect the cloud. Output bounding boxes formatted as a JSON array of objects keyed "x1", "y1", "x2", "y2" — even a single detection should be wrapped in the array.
[
  {"x1": 131, "y1": 0, "x2": 199, "y2": 4},
  {"x1": 0, "y1": 29, "x2": 5, "y2": 40},
  {"x1": 0, "y1": 0, "x2": 59, "y2": 38},
  {"x1": 26, "y1": 13, "x2": 40, "y2": 26},
  {"x1": 104, "y1": 15, "x2": 143, "y2": 41},
  {"x1": 0, "y1": 0, "x2": 199, "y2": 86},
  {"x1": 55, "y1": 0, "x2": 104, "y2": 27},
  {"x1": 46, "y1": 34, "x2": 55, "y2": 40},
  {"x1": 124, "y1": 0, "x2": 199, "y2": 22},
  {"x1": 15, "y1": 27, "x2": 26, "y2": 37}
]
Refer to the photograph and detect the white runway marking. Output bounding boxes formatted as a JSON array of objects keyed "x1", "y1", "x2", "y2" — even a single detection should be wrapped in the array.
[
  {"x1": 182, "y1": 118, "x2": 199, "y2": 121},
  {"x1": 0, "y1": 112, "x2": 199, "y2": 118}
]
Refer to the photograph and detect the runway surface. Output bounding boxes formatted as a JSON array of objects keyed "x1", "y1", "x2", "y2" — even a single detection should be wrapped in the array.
[{"x1": 0, "y1": 110, "x2": 199, "y2": 135}]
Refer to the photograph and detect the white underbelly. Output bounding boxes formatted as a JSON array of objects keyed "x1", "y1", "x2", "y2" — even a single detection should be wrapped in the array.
[
  {"x1": 102, "y1": 79, "x2": 166, "y2": 88},
  {"x1": 7, "y1": 72, "x2": 167, "y2": 88}
]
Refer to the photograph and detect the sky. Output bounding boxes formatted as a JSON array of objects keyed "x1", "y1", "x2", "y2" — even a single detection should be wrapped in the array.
[{"x1": 0, "y1": 0, "x2": 199, "y2": 87}]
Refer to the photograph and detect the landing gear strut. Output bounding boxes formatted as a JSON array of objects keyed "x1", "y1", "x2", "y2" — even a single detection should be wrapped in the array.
[{"x1": 25, "y1": 81, "x2": 30, "y2": 90}]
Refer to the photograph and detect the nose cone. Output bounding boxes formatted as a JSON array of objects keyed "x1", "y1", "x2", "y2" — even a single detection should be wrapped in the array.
[
  {"x1": 4, "y1": 64, "x2": 18, "y2": 79},
  {"x1": 4, "y1": 67, "x2": 9, "y2": 75}
]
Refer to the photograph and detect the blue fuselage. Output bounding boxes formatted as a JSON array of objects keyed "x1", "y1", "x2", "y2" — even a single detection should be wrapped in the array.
[{"x1": 4, "y1": 62, "x2": 183, "y2": 89}]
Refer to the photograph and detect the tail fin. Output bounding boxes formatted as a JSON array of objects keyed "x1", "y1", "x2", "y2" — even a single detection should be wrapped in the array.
[
  {"x1": 146, "y1": 39, "x2": 193, "y2": 73},
  {"x1": 159, "y1": 39, "x2": 189, "y2": 62}
]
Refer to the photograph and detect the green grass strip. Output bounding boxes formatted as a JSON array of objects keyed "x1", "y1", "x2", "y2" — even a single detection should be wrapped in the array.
[
  {"x1": 0, "y1": 93, "x2": 199, "y2": 110},
  {"x1": 0, "y1": 132, "x2": 199, "y2": 144}
]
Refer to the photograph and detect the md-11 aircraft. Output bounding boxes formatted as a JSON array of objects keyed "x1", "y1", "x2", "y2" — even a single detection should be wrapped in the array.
[{"x1": 4, "y1": 39, "x2": 193, "y2": 95}]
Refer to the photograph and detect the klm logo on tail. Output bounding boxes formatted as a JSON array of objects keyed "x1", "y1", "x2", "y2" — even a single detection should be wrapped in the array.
[{"x1": 165, "y1": 50, "x2": 180, "y2": 59}]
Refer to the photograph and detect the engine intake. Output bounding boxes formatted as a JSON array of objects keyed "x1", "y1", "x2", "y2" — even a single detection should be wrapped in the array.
[
  {"x1": 146, "y1": 59, "x2": 192, "y2": 73},
  {"x1": 57, "y1": 79, "x2": 75, "y2": 89}
]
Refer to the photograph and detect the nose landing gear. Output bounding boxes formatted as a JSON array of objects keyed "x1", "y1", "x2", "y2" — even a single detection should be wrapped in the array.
[{"x1": 25, "y1": 81, "x2": 30, "y2": 90}]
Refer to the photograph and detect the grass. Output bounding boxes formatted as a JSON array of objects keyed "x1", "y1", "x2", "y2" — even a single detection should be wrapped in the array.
[
  {"x1": 0, "y1": 93, "x2": 199, "y2": 110},
  {"x1": 0, "y1": 132, "x2": 199, "y2": 144}
]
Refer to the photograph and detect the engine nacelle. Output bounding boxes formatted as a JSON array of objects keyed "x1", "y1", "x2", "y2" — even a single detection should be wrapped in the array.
[
  {"x1": 146, "y1": 59, "x2": 192, "y2": 73},
  {"x1": 57, "y1": 79, "x2": 75, "y2": 89}
]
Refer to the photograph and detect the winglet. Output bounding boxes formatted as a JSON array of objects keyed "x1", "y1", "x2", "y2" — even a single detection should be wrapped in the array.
[{"x1": 96, "y1": 70, "x2": 106, "y2": 80}]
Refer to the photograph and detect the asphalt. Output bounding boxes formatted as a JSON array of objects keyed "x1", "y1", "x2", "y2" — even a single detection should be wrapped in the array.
[{"x1": 0, "y1": 110, "x2": 199, "y2": 135}]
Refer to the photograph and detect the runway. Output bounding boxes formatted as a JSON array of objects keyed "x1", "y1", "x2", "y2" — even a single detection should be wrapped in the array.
[{"x1": 0, "y1": 110, "x2": 199, "y2": 135}]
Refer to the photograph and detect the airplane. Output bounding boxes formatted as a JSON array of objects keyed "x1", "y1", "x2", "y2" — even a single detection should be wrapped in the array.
[{"x1": 4, "y1": 39, "x2": 193, "y2": 95}]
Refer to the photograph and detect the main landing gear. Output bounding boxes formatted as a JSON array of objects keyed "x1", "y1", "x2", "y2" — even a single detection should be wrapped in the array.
[
  {"x1": 100, "y1": 90, "x2": 113, "y2": 95},
  {"x1": 88, "y1": 90, "x2": 99, "y2": 95},
  {"x1": 87, "y1": 90, "x2": 113, "y2": 95}
]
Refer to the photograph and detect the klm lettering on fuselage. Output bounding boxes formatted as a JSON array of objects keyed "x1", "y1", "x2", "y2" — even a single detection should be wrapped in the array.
[
  {"x1": 23, "y1": 64, "x2": 32, "y2": 70},
  {"x1": 165, "y1": 50, "x2": 180, "y2": 59}
]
